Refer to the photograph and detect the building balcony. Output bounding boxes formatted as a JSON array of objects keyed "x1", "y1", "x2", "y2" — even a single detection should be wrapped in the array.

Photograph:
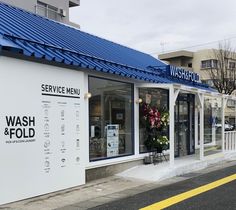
[
  {"x1": 69, "y1": 0, "x2": 80, "y2": 7},
  {"x1": 35, "y1": 4, "x2": 64, "y2": 21}
]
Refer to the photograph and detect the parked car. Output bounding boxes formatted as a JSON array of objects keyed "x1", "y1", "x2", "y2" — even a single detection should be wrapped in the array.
[{"x1": 215, "y1": 120, "x2": 234, "y2": 131}]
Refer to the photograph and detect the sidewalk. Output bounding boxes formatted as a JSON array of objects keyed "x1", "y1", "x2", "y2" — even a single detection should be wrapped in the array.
[{"x1": 1, "y1": 152, "x2": 236, "y2": 210}]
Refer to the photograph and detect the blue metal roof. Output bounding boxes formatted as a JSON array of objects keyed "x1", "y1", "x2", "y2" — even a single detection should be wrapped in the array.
[{"x1": 0, "y1": 2, "x2": 214, "y2": 90}]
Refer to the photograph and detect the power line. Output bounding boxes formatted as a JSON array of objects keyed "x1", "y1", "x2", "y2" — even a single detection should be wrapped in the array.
[{"x1": 150, "y1": 35, "x2": 236, "y2": 55}]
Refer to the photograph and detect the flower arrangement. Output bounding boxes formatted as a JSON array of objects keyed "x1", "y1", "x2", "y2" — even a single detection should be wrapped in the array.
[
  {"x1": 141, "y1": 102, "x2": 169, "y2": 129},
  {"x1": 140, "y1": 102, "x2": 169, "y2": 152},
  {"x1": 142, "y1": 103, "x2": 161, "y2": 128}
]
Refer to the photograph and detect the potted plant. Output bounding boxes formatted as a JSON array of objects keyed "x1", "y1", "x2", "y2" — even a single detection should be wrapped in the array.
[{"x1": 152, "y1": 135, "x2": 169, "y2": 153}]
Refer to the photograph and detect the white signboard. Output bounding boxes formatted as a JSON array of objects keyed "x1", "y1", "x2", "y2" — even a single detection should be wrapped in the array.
[
  {"x1": 107, "y1": 125, "x2": 119, "y2": 157},
  {"x1": 0, "y1": 57, "x2": 85, "y2": 205}
]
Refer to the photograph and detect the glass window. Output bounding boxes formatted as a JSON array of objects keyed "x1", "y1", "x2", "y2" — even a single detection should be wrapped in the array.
[
  {"x1": 37, "y1": 1, "x2": 59, "y2": 21},
  {"x1": 229, "y1": 61, "x2": 236, "y2": 69},
  {"x1": 212, "y1": 59, "x2": 218, "y2": 68},
  {"x1": 37, "y1": 1, "x2": 47, "y2": 17},
  {"x1": 89, "y1": 77, "x2": 133, "y2": 161},
  {"x1": 48, "y1": 5, "x2": 58, "y2": 21},
  {"x1": 139, "y1": 88, "x2": 169, "y2": 153},
  {"x1": 204, "y1": 97, "x2": 222, "y2": 156},
  {"x1": 227, "y1": 99, "x2": 236, "y2": 107},
  {"x1": 201, "y1": 59, "x2": 217, "y2": 69}
]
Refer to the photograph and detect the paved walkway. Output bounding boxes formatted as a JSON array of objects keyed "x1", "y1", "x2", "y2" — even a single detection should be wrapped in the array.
[{"x1": 1, "y1": 152, "x2": 236, "y2": 210}]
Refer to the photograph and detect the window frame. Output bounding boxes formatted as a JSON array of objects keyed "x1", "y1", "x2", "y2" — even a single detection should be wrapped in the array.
[
  {"x1": 36, "y1": 1, "x2": 60, "y2": 21},
  {"x1": 201, "y1": 59, "x2": 218, "y2": 69}
]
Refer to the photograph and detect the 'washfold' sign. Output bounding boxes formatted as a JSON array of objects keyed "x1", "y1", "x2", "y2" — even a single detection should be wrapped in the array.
[{"x1": 167, "y1": 65, "x2": 200, "y2": 83}]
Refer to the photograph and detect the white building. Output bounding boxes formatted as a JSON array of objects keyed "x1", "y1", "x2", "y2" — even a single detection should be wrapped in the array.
[{"x1": 0, "y1": 2, "x2": 236, "y2": 205}]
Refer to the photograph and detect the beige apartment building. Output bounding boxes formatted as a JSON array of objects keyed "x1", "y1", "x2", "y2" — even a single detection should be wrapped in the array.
[
  {"x1": 0, "y1": 0, "x2": 80, "y2": 27},
  {"x1": 159, "y1": 49, "x2": 236, "y2": 125}
]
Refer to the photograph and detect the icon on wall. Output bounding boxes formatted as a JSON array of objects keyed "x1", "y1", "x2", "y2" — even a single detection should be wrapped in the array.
[
  {"x1": 61, "y1": 110, "x2": 65, "y2": 119},
  {"x1": 44, "y1": 123, "x2": 49, "y2": 131},
  {"x1": 76, "y1": 139, "x2": 80, "y2": 147},
  {"x1": 61, "y1": 141, "x2": 65, "y2": 148},
  {"x1": 44, "y1": 160, "x2": 50, "y2": 168},
  {"x1": 44, "y1": 140, "x2": 50, "y2": 148},
  {"x1": 61, "y1": 124, "x2": 65, "y2": 133},
  {"x1": 76, "y1": 110, "x2": 79, "y2": 119},
  {"x1": 44, "y1": 133, "x2": 49, "y2": 138},
  {"x1": 44, "y1": 109, "x2": 48, "y2": 116}
]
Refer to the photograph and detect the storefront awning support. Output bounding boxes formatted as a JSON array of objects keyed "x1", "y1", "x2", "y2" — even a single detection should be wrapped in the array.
[
  {"x1": 173, "y1": 88, "x2": 180, "y2": 103},
  {"x1": 222, "y1": 97, "x2": 228, "y2": 153},
  {"x1": 196, "y1": 93, "x2": 204, "y2": 160},
  {"x1": 169, "y1": 85, "x2": 180, "y2": 167}
]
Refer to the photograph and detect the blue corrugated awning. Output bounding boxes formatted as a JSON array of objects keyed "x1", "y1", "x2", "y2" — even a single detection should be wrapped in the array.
[
  {"x1": 0, "y1": 33, "x2": 171, "y2": 84},
  {"x1": 0, "y1": 2, "x2": 215, "y2": 91},
  {"x1": 0, "y1": 34, "x2": 21, "y2": 50}
]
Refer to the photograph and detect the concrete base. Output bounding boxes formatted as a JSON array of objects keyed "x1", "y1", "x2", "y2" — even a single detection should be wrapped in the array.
[
  {"x1": 118, "y1": 152, "x2": 236, "y2": 182},
  {"x1": 86, "y1": 159, "x2": 143, "y2": 181}
]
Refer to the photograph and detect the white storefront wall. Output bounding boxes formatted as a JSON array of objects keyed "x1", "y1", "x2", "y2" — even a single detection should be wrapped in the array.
[{"x1": 0, "y1": 57, "x2": 86, "y2": 205}]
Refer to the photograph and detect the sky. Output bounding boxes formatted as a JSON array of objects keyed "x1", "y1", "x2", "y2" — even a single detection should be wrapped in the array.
[{"x1": 70, "y1": 0, "x2": 236, "y2": 57}]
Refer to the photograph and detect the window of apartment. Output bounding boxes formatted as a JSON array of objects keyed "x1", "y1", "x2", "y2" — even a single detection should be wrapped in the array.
[
  {"x1": 227, "y1": 99, "x2": 236, "y2": 107},
  {"x1": 37, "y1": 1, "x2": 47, "y2": 17},
  {"x1": 229, "y1": 61, "x2": 236, "y2": 69},
  {"x1": 89, "y1": 77, "x2": 134, "y2": 161},
  {"x1": 201, "y1": 59, "x2": 217, "y2": 69},
  {"x1": 36, "y1": 1, "x2": 59, "y2": 21},
  {"x1": 48, "y1": 5, "x2": 58, "y2": 20}
]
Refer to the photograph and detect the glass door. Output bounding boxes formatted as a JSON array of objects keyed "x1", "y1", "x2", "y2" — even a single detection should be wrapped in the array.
[{"x1": 175, "y1": 94, "x2": 195, "y2": 157}]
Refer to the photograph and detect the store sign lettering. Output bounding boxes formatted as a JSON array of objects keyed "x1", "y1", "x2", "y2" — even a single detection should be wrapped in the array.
[
  {"x1": 41, "y1": 84, "x2": 80, "y2": 98},
  {"x1": 4, "y1": 116, "x2": 35, "y2": 141},
  {"x1": 169, "y1": 66, "x2": 200, "y2": 83}
]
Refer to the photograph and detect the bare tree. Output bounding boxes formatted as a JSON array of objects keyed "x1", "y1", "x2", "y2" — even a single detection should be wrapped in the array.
[{"x1": 208, "y1": 41, "x2": 236, "y2": 95}]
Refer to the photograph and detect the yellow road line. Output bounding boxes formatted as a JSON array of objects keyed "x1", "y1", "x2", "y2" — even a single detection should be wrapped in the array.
[{"x1": 140, "y1": 174, "x2": 236, "y2": 210}]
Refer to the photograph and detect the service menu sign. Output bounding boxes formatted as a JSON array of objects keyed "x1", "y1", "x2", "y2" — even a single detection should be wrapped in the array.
[{"x1": 0, "y1": 57, "x2": 85, "y2": 205}]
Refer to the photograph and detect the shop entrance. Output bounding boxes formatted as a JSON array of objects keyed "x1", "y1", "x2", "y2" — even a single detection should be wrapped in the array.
[{"x1": 175, "y1": 94, "x2": 195, "y2": 157}]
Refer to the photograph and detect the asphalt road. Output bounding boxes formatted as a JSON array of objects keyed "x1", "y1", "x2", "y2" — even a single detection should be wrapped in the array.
[{"x1": 89, "y1": 164, "x2": 236, "y2": 210}]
